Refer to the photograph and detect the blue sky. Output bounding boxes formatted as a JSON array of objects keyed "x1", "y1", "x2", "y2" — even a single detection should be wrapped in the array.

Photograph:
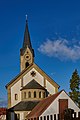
[{"x1": 0, "y1": 0, "x2": 80, "y2": 107}]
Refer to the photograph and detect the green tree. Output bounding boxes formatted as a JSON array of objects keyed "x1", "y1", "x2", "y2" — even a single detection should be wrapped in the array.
[{"x1": 69, "y1": 69, "x2": 80, "y2": 108}]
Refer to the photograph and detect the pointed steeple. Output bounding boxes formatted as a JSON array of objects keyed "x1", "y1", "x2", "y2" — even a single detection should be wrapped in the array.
[
  {"x1": 20, "y1": 18, "x2": 34, "y2": 57},
  {"x1": 23, "y1": 19, "x2": 32, "y2": 49}
]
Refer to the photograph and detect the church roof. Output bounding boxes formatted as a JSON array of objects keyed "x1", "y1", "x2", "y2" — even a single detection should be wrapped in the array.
[
  {"x1": 6, "y1": 63, "x2": 60, "y2": 89},
  {"x1": 9, "y1": 101, "x2": 40, "y2": 111},
  {"x1": 23, "y1": 20, "x2": 32, "y2": 49},
  {"x1": 20, "y1": 20, "x2": 34, "y2": 56},
  {"x1": 21, "y1": 79, "x2": 46, "y2": 90},
  {"x1": 26, "y1": 91, "x2": 62, "y2": 119}
]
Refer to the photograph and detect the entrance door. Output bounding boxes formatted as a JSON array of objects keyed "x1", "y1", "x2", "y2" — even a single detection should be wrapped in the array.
[{"x1": 59, "y1": 99, "x2": 68, "y2": 120}]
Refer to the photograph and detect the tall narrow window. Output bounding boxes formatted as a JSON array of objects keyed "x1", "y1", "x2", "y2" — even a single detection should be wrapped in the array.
[
  {"x1": 50, "y1": 115, "x2": 53, "y2": 120},
  {"x1": 28, "y1": 91, "x2": 31, "y2": 98},
  {"x1": 25, "y1": 62, "x2": 29, "y2": 68},
  {"x1": 44, "y1": 116, "x2": 46, "y2": 120},
  {"x1": 43, "y1": 92, "x2": 45, "y2": 98},
  {"x1": 21, "y1": 77, "x2": 23, "y2": 87},
  {"x1": 34, "y1": 91, "x2": 36, "y2": 98},
  {"x1": 47, "y1": 115, "x2": 49, "y2": 120},
  {"x1": 39, "y1": 92, "x2": 41, "y2": 98},
  {"x1": 17, "y1": 113, "x2": 20, "y2": 120},
  {"x1": 40, "y1": 117, "x2": 42, "y2": 120},
  {"x1": 24, "y1": 92, "x2": 26, "y2": 99},
  {"x1": 15, "y1": 94, "x2": 18, "y2": 100}
]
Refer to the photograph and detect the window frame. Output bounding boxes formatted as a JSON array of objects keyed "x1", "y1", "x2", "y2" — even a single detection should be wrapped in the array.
[
  {"x1": 24, "y1": 92, "x2": 26, "y2": 99},
  {"x1": 39, "y1": 91, "x2": 41, "y2": 98},
  {"x1": 34, "y1": 91, "x2": 36, "y2": 98},
  {"x1": 28, "y1": 91, "x2": 31, "y2": 98},
  {"x1": 15, "y1": 94, "x2": 18, "y2": 100}
]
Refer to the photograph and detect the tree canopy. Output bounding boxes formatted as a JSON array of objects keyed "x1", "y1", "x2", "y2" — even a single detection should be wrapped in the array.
[{"x1": 69, "y1": 69, "x2": 80, "y2": 108}]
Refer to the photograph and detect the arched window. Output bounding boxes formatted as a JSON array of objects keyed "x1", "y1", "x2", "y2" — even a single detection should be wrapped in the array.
[
  {"x1": 43, "y1": 92, "x2": 45, "y2": 98},
  {"x1": 15, "y1": 94, "x2": 18, "y2": 100},
  {"x1": 24, "y1": 92, "x2": 26, "y2": 99},
  {"x1": 34, "y1": 91, "x2": 36, "y2": 98},
  {"x1": 25, "y1": 62, "x2": 29, "y2": 68},
  {"x1": 28, "y1": 91, "x2": 31, "y2": 98},
  {"x1": 39, "y1": 92, "x2": 41, "y2": 98}
]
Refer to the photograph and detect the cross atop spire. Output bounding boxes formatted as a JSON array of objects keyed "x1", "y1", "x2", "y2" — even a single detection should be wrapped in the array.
[{"x1": 26, "y1": 14, "x2": 28, "y2": 21}]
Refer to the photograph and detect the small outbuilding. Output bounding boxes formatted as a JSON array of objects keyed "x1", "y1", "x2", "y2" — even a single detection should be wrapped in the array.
[{"x1": 27, "y1": 90, "x2": 80, "y2": 120}]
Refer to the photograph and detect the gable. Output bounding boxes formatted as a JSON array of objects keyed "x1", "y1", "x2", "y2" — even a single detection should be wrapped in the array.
[
  {"x1": 27, "y1": 90, "x2": 80, "y2": 119},
  {"x1": 23, "y1": 67, "x2": 45, "y2": 89},
  {"x1": 41, "y1": 90, "x2": 80, "y2": 116},
  {"x1": 6, "y1": 63, "x2": 59, "y2": 90}
]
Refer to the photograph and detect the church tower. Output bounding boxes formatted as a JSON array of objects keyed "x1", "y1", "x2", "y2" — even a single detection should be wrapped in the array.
[{"x1": 20, "y1": 20, "x2": 34, "y2": 71}]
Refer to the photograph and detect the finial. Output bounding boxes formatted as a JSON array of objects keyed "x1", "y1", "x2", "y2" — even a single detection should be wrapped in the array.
[{"x1": 26, "y1": 14, "x2": 28, "y2": 22}]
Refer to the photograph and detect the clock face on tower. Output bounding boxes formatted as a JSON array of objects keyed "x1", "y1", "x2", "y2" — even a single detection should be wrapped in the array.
[{"x1": 25, "y1": 54, "x2": 31, "y2": 61}]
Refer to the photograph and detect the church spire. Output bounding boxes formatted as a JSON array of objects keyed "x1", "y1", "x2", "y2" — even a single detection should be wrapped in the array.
[
  {"x1": 20, "y1": 17, "x2": 34, "y2": 56},
  {"x1": 22, "y1": 17, "x2": 32, "y2": 51},
  {"x1": 20, "y1": 17, "x2": 34, "y2": 71}
]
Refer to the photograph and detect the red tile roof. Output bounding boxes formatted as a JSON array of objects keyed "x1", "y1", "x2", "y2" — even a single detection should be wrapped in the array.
[
  {"x1": 0, "y1": 108, "x2": 7, "y2": 116},
  {"x1": 27, "y1": 91, "x2": 62, "y2": 119}
]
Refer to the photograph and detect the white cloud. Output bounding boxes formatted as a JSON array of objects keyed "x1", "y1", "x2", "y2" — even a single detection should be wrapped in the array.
[{"x1": 38, "y1": 38, "x2": 80, "y2": 61}]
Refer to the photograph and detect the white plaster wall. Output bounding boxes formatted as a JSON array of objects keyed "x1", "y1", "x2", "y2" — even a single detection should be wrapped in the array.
[
  {"x1": 11, "y1": 79, "x2": 21, "y2": 107},
  {"x1": 15, "y1": 111, "x2": 31, "y2": 120},
  {"x1": 46, "y1": 80, "x2": 55, "y2": 95},
  {"x1": 23, "y1": 68, "x2": 44, "y2": 87},
  {"x1": 41, "y1": 91, "x2": 80, "y2": 117},
  {"x1": 23, "y1": 68, "x2": 56, "y2": 95},
  {"x1": 15, "y1": 111, "x2": 24, "y2": 120},
  {"x1": 41, "y1": 96, "x2": 58, "y2": 116},
  {"x1": 20, "y1": 112, "x2": 24, "y2": 120}
]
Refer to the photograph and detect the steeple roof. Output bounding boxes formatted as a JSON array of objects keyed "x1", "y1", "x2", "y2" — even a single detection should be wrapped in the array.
[
  {"x1": 23, "y1": 20, "x2": 32, "y2": 49},
  {"x1": 20, "y1": 20, "x2": 34, "y2": 56}
]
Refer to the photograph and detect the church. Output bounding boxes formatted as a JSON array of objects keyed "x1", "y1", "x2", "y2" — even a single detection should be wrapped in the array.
[
  {"x1": 6, "y1": 20, "x2": 80, "y2": 120},
  {"x1": 6, "y1": 20, "x2": 59, "y2": 119}
]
